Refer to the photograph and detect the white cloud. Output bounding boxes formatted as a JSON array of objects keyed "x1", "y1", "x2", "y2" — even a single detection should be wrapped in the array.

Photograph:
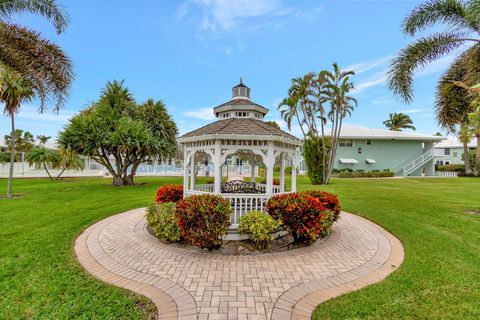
[
  {"x1": 177, "y1": 0, "x2": 322, "y2": 52},
  {"x1": 355, "y1": 73, "x2": 387, "y2": 93},
  {"x1": 183, "y1": 107, "x2": 216, "y2": 120},
  {"x1": 345, "y1": 55, "x2": 391, "y2": 75},
  {"x1": 187, "y1": 0, "x2": 288, "y2": 32},
  {"x1": 372, "y1": 98, "x2": 394, "y2": 105}
]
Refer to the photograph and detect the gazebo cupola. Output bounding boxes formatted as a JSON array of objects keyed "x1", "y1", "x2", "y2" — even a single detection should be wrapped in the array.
[
  {"x1": 232, "y1": 77, "x2": 250, "y2": 99},
  {"x1": 178, "y1": 79, "x2": 302, "y2": 231},
  {"x1": 214, "y1": 78, "x2": 269, "y2": 120}
]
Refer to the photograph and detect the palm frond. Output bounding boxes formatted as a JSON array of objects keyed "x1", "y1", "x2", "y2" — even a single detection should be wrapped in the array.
[
  {"x1": 402, "y1": 0, "x2": 471, "y2": 35},
  {"x1": 388, "y1": 31, "x2": 468, "y2": 103},
  {"x1": 0, "y1": 22, "x2": 73, "y2": 113},
  {"x1": 0, "y1": 0, "x2": 69, "y2": 34}
]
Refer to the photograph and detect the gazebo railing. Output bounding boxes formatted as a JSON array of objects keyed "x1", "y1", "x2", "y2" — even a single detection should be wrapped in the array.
[
  {"x1": 193, "y1": 184, "x2": 214, "y2": 192},
  {"x1": 221, "y1": 193, "x2": 270, "y2": 227}
]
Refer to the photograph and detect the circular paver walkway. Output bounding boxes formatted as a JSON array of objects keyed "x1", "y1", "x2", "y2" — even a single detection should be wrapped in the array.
[{"x1": 74, "y1": 209, "x2": 403, "y2": 320}]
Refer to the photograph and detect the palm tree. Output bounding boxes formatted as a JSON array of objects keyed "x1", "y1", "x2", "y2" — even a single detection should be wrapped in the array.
[
  {"x1": 323, "y1": 63, "x2": 357, "y2": 181},
  {"x1": 388, "y1": 0, "x2": 480, "y2": 103},
  {"x1": 5, "y1": 129, "x2": 35, "y2": 152},
  {"x1": 279, "y1": 64, "x2": 356, "y2": 184},
  {"x1": 265, "y1": 121, "x2": 280, "y2": 130},
  {"x1": 0, "y1": 0, "x2": 73, "y2": 112},
  {"x1": 25, "y1": 146, "x2": 57, "y2": 180},
  {"x1": 55, "y1": 147, "x2": 84, "y2": 179},
  {"x1": 435, "y1": 48, "x2": 478, "y2": 173},
  {"x1": 36, "y1": 134, "x2": 51, "y2": 146},
  {"x1": 383, "y1": 112, "x2": 416, "y2": 131},
  {"x1": 0, "y1": 71, "x2": 34, "y2": 197}
]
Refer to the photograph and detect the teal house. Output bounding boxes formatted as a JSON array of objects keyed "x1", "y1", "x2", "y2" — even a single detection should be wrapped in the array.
[
  {"x1": 434, "y1": 138, "x2": 476, "y2": 165},
  {"x1": 300, "y1": 125, "x2": 444, "y2": 177}
]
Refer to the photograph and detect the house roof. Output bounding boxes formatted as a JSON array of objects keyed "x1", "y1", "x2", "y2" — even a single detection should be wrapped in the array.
[
  {"x1": 178, "y1": 118, "x2": 301, "y2": 144},
  {"x1": 334, "y1": 125, "x2": 445, "y2": 141},
  {"x1": 435, "y1": 138, "x2": 476, "y2": 148}
]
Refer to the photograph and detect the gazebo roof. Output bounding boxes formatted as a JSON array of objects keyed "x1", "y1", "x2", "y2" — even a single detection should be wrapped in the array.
[{"x1": 178, "y1": 118, "x2": 301, "y2": 145}]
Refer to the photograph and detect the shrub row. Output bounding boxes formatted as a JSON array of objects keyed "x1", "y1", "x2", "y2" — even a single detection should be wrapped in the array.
[
  {"x1": 337, "y1": 170, "x2": 395, "y2": 178},
  {"x1": 436, "y1": 164, "x2": 465, "y2": 172}
]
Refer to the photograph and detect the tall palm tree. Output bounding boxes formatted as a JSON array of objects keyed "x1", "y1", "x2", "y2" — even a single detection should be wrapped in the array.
[
  {"x1": 0, "y1": 0, "x2": 73, "y2": 112},
  {"x1": 388, "y1": 0, "x2": 480, "y2": 103},
  {"x1": 383, "y1": 112, "x2": 416, "y2": 131},
  {"x1": 435, "y1": 47, "x2": 478, "y2": 173},
  {"x1": 36, "y1": 134, "x2": 51, "y2": 146},
  {"x1": 0, "y1": 71, "x2": 34, "y2": 197},
  {"x1": 323, "y1": 63, "x2": 357, "y2": 181}
]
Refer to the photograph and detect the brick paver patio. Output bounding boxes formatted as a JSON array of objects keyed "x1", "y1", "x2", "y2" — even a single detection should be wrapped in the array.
[{"x1": 74, "y1": 209, "x2": 403, "y2": 319}]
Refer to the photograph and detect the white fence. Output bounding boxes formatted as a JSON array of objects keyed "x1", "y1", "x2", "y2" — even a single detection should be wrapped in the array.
[{"x1": 434, "y1": 171, "x2": 459, "y2": 177}]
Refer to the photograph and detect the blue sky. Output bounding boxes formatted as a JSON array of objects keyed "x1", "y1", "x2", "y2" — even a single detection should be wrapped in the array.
[{"x1": 1, "y1": 0, "x2": 463, "y2": 144}]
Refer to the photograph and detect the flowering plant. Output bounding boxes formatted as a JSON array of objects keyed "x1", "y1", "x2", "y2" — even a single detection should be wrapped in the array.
[
  {"x1": 175, "y1": 194, "x2": 231, "y2": 250},
  {"x1": 266, "y1": 192, "x2": 336, "y2": 244},
  {"x1": 155, "y1": 184, "x2": 183, "y2": 203}
]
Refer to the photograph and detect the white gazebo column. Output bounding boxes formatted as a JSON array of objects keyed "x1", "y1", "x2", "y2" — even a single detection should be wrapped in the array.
[
  {"x1": 291, "y1": 151, "x2": 297, "y2": 192},
  {"x1": 190, "y1": 152, "x2": 195, "y2": 191},
  {"x1": 266, "y1": 142, "x2": 274, "y2": 196},
  {"x1": 183, "y1": 147, "x2": 189, "y2": 197},
  {"x1": 250, "y1": 155, "x2": 255, "y2": 182},
  {"x1": 213, "y1": 140, "x2": 222, "y2": 194},
  {"x1": 279, "y1": 152, "x2": 285, "y2": 193}
]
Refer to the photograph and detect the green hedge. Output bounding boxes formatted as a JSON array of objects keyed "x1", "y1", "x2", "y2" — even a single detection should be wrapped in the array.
[
  {"x1": 436, "y1": 164, "x2": 465, "y2": 172},
  {"x1": 337, "y1": 170, "x2": 395, "y2": 178}
]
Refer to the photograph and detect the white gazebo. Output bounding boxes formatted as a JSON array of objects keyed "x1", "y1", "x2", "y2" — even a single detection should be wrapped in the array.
[{"x1": 178, "y1": 79, "x2": 302, "y2": 229}]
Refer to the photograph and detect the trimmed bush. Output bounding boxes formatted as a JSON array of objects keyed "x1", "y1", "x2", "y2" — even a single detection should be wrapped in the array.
[
  {"x1": 176, "y1": 194, "x2": 232, "y2": 250},
  {"x1": 266, "y1": 193, "x2": 335, "y2": 244},
  {"x1": 155, "y1": 184, "x2": 183, "y2": 203},
  {"x1": 436, "y1": 164, "x2": 465, "y2": 172},
  {"x1": 337, "y1": 170, "x2": 395, "y2": 178},
  {"x1": 146, "y1": 202, "x2": 181, "y2": 242},
  {"x1": 238, "y1": 210, "x2": 281, "y2": 250},
  {"x1": 299, "y1": 190, "x2": 341, "y2": 221}
]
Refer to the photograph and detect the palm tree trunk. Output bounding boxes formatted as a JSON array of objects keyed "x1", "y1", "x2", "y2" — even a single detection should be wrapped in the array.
[
  {"x1": 57, "y1": 165, "x2": 68, "y2": 179},
  {"x1": 7, "y1": 114, "x2": 15, "y2": 198},
  {"x1": 43, "y1": 162, "x2": 53, "y2": 180},
  {"x1": 463, "y1": 141, "x2": 471, "y2": 174}
]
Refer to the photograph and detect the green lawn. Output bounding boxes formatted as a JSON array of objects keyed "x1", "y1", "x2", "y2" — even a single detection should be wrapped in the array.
[{"x1": 0, "y1": 176, "x2": 479, "y2": 319}]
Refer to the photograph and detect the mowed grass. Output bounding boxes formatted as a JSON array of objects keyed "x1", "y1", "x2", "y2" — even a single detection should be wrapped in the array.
[
  {"x1": 307, "y1": 177, "x2": 480, "y2": 319},
  {"x1": 0, "y1": 176, "x2": 479, "y2": 319}
]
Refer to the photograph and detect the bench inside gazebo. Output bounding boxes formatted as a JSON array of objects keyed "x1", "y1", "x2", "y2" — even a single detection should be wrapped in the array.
[{"x1": 177, "y1": 79, "x2": 302, "y2": 229}]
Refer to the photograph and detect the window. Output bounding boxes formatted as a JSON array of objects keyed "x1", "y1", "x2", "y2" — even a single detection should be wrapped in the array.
[
  {"x1": 235, "y1": 111, "x2": 249, "y2": 117},
  {"x1": 366, "y1": 140, "x2": 372, "y2": 145},
  {"x1": 444, "y1": 148, "x2": 451, "y2": 155},
  {"x1": 453, "y1": 152, "x2": 458, "y2": 157},
  {"x1": 339, "y1": 139, "x2": 353, "y2": 147}
]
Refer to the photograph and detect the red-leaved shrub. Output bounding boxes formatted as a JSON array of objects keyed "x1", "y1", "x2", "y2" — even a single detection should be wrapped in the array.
[
  {"x1": 155, "y1": 184, "x2": 183, "y2": 203},
  {"x1": 299, "y1": 190, "x2": 341, "y2": 221},
  {"x1": 266, "y1": 192, "x2": 335, "y2": 244},
  {"x1": 175, "y1": 194, "x2": 232, "y2": 250}
]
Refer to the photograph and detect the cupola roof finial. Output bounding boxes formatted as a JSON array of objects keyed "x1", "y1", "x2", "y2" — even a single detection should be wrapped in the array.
[{"x1": 240, "y1": 76, "x2": 243, "y2": 84}]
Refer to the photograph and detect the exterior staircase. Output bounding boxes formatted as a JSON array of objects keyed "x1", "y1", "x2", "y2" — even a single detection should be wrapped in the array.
[{"x1": 398, "y1": 149, "x2": 434, "y2": 176}]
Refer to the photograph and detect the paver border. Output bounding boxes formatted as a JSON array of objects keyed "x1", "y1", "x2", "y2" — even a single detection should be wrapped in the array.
[
  {"x1": 74, "y1": 209, "x2": 404, "y2": 320},
  {"x1": 276, "y1": 212, "x2": 405, "y2": 320}
]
